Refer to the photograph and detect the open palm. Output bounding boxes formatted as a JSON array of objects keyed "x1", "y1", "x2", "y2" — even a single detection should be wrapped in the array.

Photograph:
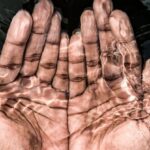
[
  {"x1": 68, "y1": 0, "x2": 150, "y2": 150},
  {"x1": 0, "y1": 0, "x2": 150, "y2": 150},
  {"x1": 0, "y1": 0, "x2": 69, "y2": 149}
]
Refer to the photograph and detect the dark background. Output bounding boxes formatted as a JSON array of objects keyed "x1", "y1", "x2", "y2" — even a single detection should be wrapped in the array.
[{"x1": 0, "y1": 0, "x2": 150, "y2": 62}]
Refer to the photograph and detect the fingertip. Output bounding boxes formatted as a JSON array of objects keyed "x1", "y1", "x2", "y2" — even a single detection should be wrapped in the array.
[
  {"x1": 47, "y1": 11, "x2": 62, "y2": 44},
  {"x1": 70, "y1": 31, "x2": 82, "y2": 45},
  {"x1": 109, "y1": 10, "x2": 134, "y2": 42},
  {"x1": 54, "y1": 10, "x2": 62, "y2": 21},
  {"x1": 59, "y1": 32, "x2": 69, "y2": 61},
  {"x1": 60, "y1": 32, "x2": 69, "y2": 52},
  {"x1": 71, "y1": 30, "x2": 82, "y2": 40},
  {"x1": 81, "y1": 9, "x2": 93, "y2": 18},
  {"x1": 17, "y1": 10, "x2": 32, "y2": 24},
  {"x1": 72, "y1": 28, "x2": 81, "y2": 35},
  {"x1": 93, "y1": 0, "x2": 113, "y2": 30},
  {"x1": 69, "y1": 31, "x2": 84, "y2": 63},
  {"x1": 32, "y1": 0, "x2": 54, "y2": 33},
  {"x1": 61, "y1": 32, "x2": 69, "y2": 42},
  {"x1": 6, "y1": 10, "x2": 32, "y2": 45},
  {"x1": 81, "y1": 10, "x2": 98, "y2": 43}
]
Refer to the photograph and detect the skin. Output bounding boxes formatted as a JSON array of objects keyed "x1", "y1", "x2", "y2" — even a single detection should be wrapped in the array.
[
  {"x1": 0, "y1": 1, "x2": 69, "y2": 150},
  {"x1": 0, "y1": 0, "x2": 150, "y2": 149}
]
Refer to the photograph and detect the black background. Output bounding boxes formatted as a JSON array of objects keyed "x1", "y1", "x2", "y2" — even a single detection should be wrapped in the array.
[{"x1": 0, "y1": 0, "x2": 150, "y2": 62}]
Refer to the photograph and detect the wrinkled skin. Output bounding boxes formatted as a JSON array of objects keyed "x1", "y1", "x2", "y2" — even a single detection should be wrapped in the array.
[{"x1": 0, "y1": 0, "x2": 150, "y2": 149}]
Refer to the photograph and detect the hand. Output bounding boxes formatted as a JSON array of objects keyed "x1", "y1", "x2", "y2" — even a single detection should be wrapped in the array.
[
  {"x1": 0, "y1": 0, "x2": 150, "y2": 149},
  {"x1": 0, "y1": 0, "x2": 69, "y2": 149},
  {"x1": 68, "y1": 0, "x2": 150, "y2": 149}
]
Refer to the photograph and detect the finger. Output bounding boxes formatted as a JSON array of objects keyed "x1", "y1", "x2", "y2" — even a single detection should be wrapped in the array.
[
  {"x1": 69, "y1": 32, "x2": 86, "y2": 98},
  {"x1": 93, "y1": 0, "x2": 122, "y2": 82},
  {"x1": 52, "y1": 32, "x2": 69, "y2": 93},
  {"x1": 93, "y1": 0, "x2": 121, "y2": 82},
  {"x1": 109, "y1": 10, "x2": 142, "y2": 95},
  {"x1": 37, "y1": 11, "x2": 62, "y2": 83},
  {"x1": 81, "y1": 10, "x2": 101, "y2": 84},
  {"x1": 21, "y1": 0, "x2": 54, "y2": 76},
  {"x1": 94, "y1": 2, "x2": 137, "y2": 102},
  {"x1": 0, "y1": 10, "x2": 32, "y2": 85},
  {"x1": 93, "y1": 0, "x2": 113, "y2": 30}
]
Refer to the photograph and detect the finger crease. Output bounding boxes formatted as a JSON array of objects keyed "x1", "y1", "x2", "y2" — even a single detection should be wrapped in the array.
[
  {"x1": 40, "y1": 63, "x2": 56, "y2": 69},
  {"x1": 0, "y1": 64, "x2": 21, "y2": 70},
  {"x1": 59, "y1": 57, "x2": 68, "y2": 61},
  {"x1": 69, "y1": 60, "x2": 85, "y2": 64},
  {"x1": 87, "y1": 60, "x2": 99, "y2": 67},
  {"x1": 46, "y1": 40, "x2": 59, "y2": 45},
  {"x1": 25, "y1": 53, "x2": 41, "y2": 62},
  {"x1": 56, "y1": 74, "x2": 69, "y2": 80},
  {"x1": 70, "y1": 76, "x2": 86, "y2": 82}
]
